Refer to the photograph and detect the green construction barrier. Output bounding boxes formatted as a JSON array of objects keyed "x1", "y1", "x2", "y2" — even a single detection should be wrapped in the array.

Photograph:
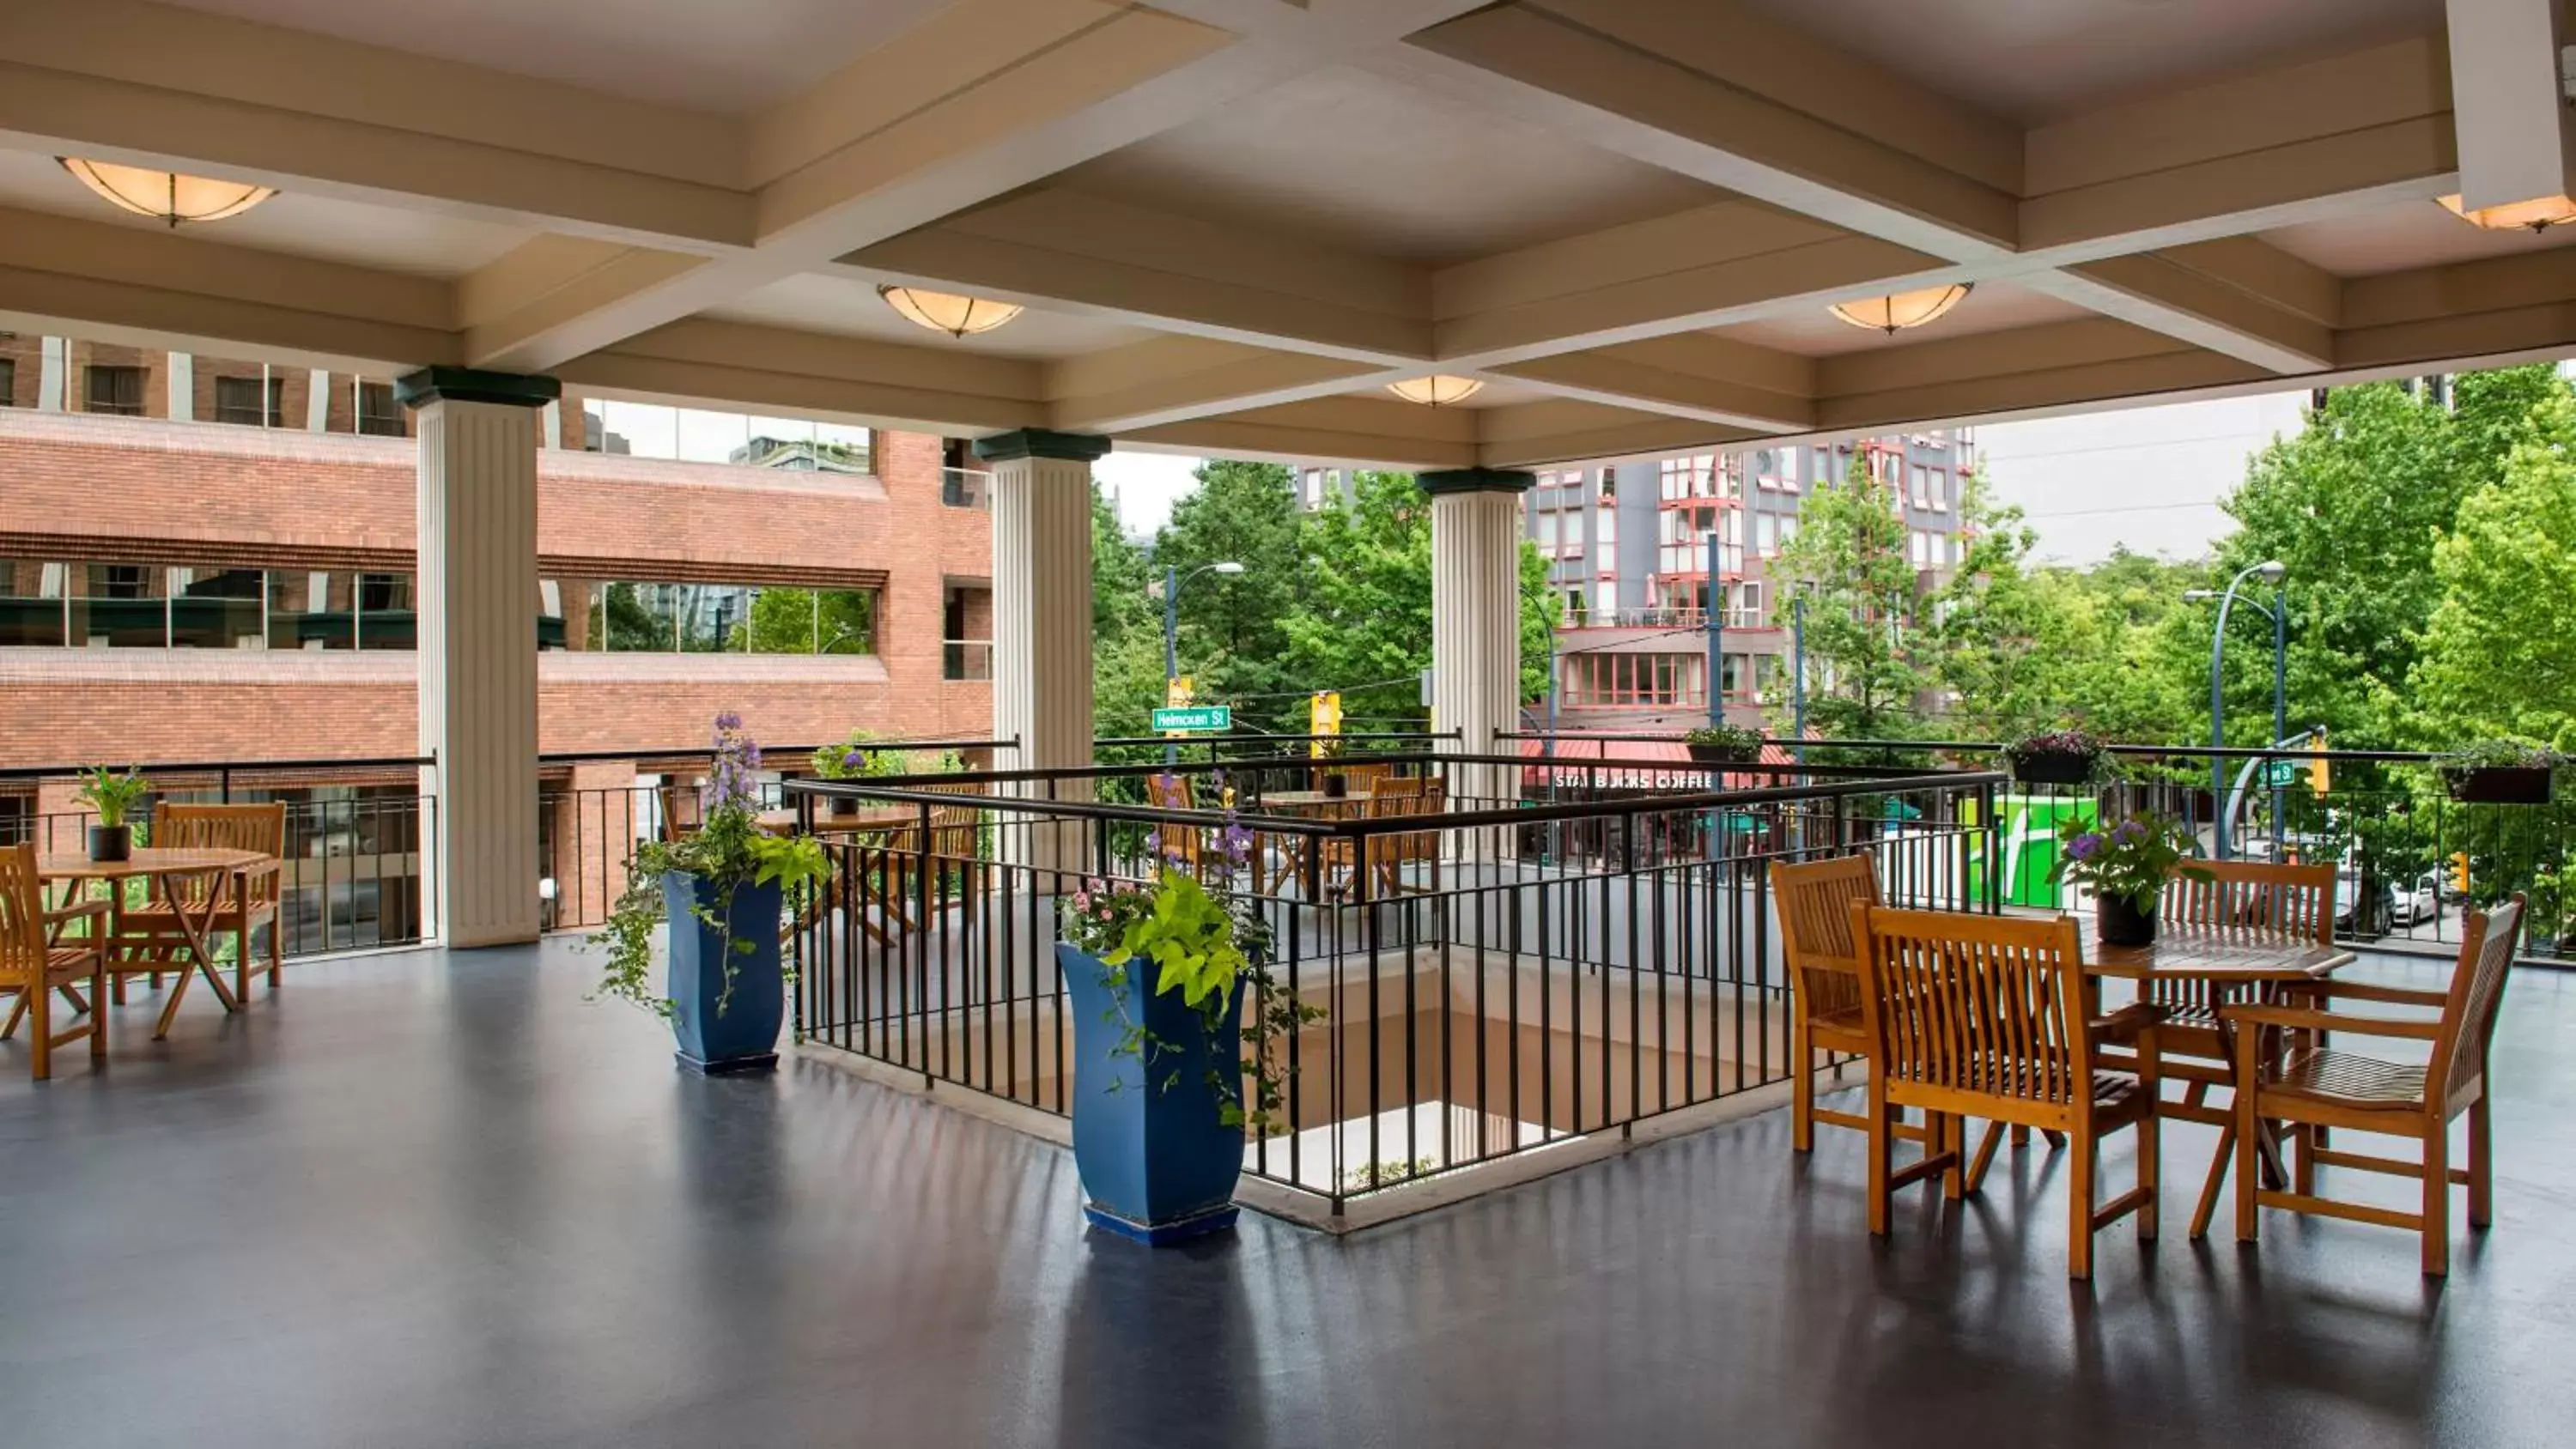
[{"x1": 1962, "y1": 794, "x2": 2100, "y2": 909}]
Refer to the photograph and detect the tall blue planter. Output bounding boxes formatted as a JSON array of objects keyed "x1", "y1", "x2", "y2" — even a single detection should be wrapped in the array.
[
  {"x1": 664, "y1": 871, "x2": 786, "y2": 1074},
  {"x1": 1057, "y1": 943, "x2": 1246, "y2": 1244}
]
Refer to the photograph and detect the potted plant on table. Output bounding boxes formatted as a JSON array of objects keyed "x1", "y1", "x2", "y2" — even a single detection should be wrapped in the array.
[
  {"x1": 1683, "y1": 723, "x2": 1765, "y2": 765},
  {"x1": 2050, "y1": 811, "x2": 2206, "y2": 947},
  {"x1": 1055, "y1": 818, "x2": 1318, "y2": 1244},
  {"x1": 593, "y1": 713, "x2": 829, "y2": 1073},
  {"x1": 75, "y1": 766, "x2": 151, "y2": 862},
  {"x1": 2438, "y1": 739, "x2": 2562, "y2": 805},
  {"x1": 2001, "y1": 727, "x2": 2114, "y2": 787}
]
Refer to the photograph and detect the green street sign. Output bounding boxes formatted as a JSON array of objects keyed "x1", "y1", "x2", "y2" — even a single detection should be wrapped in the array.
[
  {"x1": 1152, "y1": 705, "x2": 1232, "y2": 733},
  {"x1": 2263, "y1": 761, "x2": 2300, "y2": 787}
]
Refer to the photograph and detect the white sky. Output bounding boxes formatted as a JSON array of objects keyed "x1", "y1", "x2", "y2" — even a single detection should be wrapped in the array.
[
  {"x1": 1095, "y1": 449, "x2": 1206, "y2": 538},
  {"x1": 1973, "y1": 392, "x2": 2309, "y2": 564}
]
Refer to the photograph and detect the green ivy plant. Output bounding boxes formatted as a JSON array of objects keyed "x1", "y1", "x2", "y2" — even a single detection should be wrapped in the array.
[
  {"x1": 1059, "y1": 777, "x2": 1321, "y2": 1132},
  {"x1": 2439, "y1": 738, "x2": 2566, "y2": 771},
  {"x1": 591, "y1": 713, "x2": 831, "y2": 1021},
  {"x1": 1682, "y1": 723, "x2": 1765, "y2": 755}
]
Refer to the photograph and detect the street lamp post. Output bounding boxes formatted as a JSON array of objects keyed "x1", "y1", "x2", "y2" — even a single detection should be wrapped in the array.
[
  {"x1": 2184, "y1": 560, "x2": 2287, "y2": 858},
  {"x1": 1162, "y1": 561, "x2": 1244, "y2": 763}
]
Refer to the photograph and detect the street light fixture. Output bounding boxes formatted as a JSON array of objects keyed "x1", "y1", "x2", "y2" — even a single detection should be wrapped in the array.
[
  {"x1": 2188, "y1": 560, "x2": 2288, "y2": 858},
  {"x1": 1163, "y1": 561, "x2": 1244, "y2": 762}
]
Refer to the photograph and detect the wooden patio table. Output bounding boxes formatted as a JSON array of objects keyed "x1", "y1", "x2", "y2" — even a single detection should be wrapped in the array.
[
  {"x1": 38, "y1": 846, "x2": 271, "y2": 1040},
  {"x1": 2071, "y1": 918, "x2": 2354, "y2": 1238}
]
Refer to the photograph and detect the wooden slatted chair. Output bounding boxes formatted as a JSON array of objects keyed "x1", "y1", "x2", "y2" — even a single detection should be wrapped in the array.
[
  {"x1": 2224, "y1": 895, "x2": 2523, "y2": 1276},
  {"x1": 0, "y1": 844, "x2": 107, "y2": 1080},
  {"x1": 881, "y1": 781, "x2": 990, "y2": 930},
  {"x1": 2148, "y1": 860, "x2": 2336, "y2": 1236},
  {"x1": 1771, "y1": 855, "x2": 1885, "y2": 1154},
  {"x1": 118, "y1": 802, "x2": 288, "y2": 1008},
  {"x1": 1364, "y1": 776, "x2": 1443, "y2": 899},
  {"x1": 1853, "y1": 906, "x2": 2163, "y2": 1279},
  {"x1": 1144, "y1": 773, "x2": 1206, "y2": 873}
]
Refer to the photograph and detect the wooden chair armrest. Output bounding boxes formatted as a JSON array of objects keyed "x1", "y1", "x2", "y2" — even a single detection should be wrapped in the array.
[
  {"x1": 2317, "y1": 979, "x2": 2447, "y2": 1008},
  {"x1": 45, "y1": 899, "x2": 112, "y2": 925},
  {"x1": 2221, "y1": 1003, "x2": 2442, "y2": 1040},
  {"x1": 2088, "y1": 1002, "x2": 2168, "y2": 1046}
]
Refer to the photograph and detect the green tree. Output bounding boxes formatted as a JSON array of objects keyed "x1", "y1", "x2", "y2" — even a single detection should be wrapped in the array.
[
  {"x1": 1151, "y1": 460, "x2": 1304, "y2": 731},
  {"x1": 1091, "y1": 485, "x2": 1167, "y2": 737},
  {"x1": 1770, "y1": 457, "x2": 1929, "y2": 739},
  {"x1": 1924, "y1": 468, "x2": 2078, "y2": 740},
  {"x1": 2203, "y1": 367, "x2": 2575, "y2": 748},
  {"x1": 2414, "y1": 397, "x2": 2576, "y2": 749},
  {"x1": 1279, "y1": 471, "x2": 1556, "y2": 734}
]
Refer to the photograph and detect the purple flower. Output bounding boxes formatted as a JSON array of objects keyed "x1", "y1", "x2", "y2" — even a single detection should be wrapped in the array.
[
  {"x1": 2066, "y1": 833, "x2": 2102, "y2": 861},
  {"x1": 842, "y1": 749, "x2": 866, "y2": 768},
  {"x1": 1218, "y1": 822, "x2": 1255, "y2": 865},
  {"x1": 713, "y1": 711, "x2": 743, "y2": 733}
]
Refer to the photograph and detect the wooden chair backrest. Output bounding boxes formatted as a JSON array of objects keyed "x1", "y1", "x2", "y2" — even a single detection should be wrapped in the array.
[
  {"x1": 1367, "y1": 777, "x2": 1444, "y2": 864},
  {"x1": 914, "y1": 780, "x2": 988, "y2": 860},
  {"x1": 1855, "y1": 905, "x2": 2094, "y2": 1105},
  {"x1": 1327, "y1": 761, "x2": 1394, "y2": 797},
  {"x1": 2160, "y1": 859, "x2": 2336, "y2": 944},
  {"x1": 155, "y1": 803, "x2": 288, "y2": 907},
  {"x1": 0, "y1": 844, "x2": 43, "y2": 985},
  {"x1": 2433, "y1": 895, "x2": 2524, "y2": 1106},
  {"x1": 1770, "y1": 853, "x2": 1880, "y2": 1020},
  {"x1": 658, "y1": 784, "x2": 703, "y2": 842}
]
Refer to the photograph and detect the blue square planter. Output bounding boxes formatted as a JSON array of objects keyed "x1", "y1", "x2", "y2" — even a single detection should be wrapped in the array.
[
  {"x1": 664, "y1": 871, "x2": 786, "y2": 1074},
  {"x1": 1057, "y1": 943, "x2": 1246, "y2": 1244}
]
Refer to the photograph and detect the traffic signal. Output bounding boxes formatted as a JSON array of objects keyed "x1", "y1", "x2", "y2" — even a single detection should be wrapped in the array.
[
  {"x1": 1309, "y1": 690, "x2": 1342, "y2": 758},
  {"x1": 2450, "y1": 852, "x2": 2471, "y2": 895},
  {"x1": 2307, "y1": 730, "x2": 2330, "y2": 795}
]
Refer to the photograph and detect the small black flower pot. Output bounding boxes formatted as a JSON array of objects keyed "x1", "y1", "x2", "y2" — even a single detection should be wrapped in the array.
[
  {"x1": 2442, "y1": 766, "x2": 2554, "y2": 805},
  {"x1": 88, "y1": 824, "x2": 131, "y2": 863},
  {"x1": 2096, "y1": 894, "x2": 2157, "y2": 948},
  {"x1": 1687, "y1": 743, "x2": 1761, "y2": 765},
  {"x1": 1322, "y1": 774, "x2": 1348, "y2": 800},
  {"x1": 2009, "y1": 752, "x2": 2095, "y2": 786},
  {"x1": 829, "y1": 794, "x2": 860, "y2": 816}
]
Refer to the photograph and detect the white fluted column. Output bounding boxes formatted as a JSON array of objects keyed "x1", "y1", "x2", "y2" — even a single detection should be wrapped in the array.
[
  {"x1": 399, "y1": 367, "x2": 558, "y2": 949},
  {"x1": 1424, "y1": 469, "x2": 1534, "y2": 817},
  {"x1": 977, "y1": 429, "x2": 1104, "y2": 876}
]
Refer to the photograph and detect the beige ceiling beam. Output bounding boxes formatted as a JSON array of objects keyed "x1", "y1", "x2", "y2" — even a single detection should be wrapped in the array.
[
  {"x1": 2038, "y1": 250, "x2": 2336, "y2": 373},
  {"x1": 1488, "y1": 336, "x2": 1814, "y2": 433},
  {"x1": 1473, "y1": 399, "x2": 1760, "y2": 470},
  {"x1": 0, "y1": 203, "x2": 455, "y2": 369},
  {"x1": 1127, "y1": 396, "x2": 1478, "y2": 470},
  {"x1": 561, "y1": 318, "x2": 1046, "y2": 436},
  {"x1": 2018, "y1": 38, "x2": 2457, "y2": 257},
  {"x1": 1394, "y1": 3, "x2": 2019, "y2": 258},
  {"x1": 1045, "y1": 336, "x2": 1399, "y2": 433},
  {"x1": 2443, "y1": 0, "x2": 2576, "y2": 213},
  {"x1": 847, "y1": 190, "x2": 1433, "y2": 361}
]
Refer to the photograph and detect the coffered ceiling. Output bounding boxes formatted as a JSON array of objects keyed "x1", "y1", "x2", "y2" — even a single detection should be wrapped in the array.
[{"x1": 2, "y1": 0, "x2": 2573, "y2": 470}]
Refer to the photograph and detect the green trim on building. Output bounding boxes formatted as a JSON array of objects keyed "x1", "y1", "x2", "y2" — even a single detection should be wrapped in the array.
[
  {"x1": 972, "y1": 428, "x2": 1112, "y2": 464},
  {"x1": 1418, "y1": 467, "x2": 1537, "y2": 496},
  {"x1": 394, "y1": 367, "x2": 562, "y2": 410}
]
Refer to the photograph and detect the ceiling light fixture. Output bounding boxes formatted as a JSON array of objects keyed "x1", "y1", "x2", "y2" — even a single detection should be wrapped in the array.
[
  {"x1": 1828, "y1": 283, "x2": 1974, "y2": 335},
  {"x1": 58, "y1": 158, "x2": 276, "y2": 227},
  {"x1": 2436, "y1": 192, "x2": 2576, "y2": 233},
  {"x1": 1387, "y1": 375, "x2": 1485, "y2": 406},
  {"x1": 878, "y1": 284, "x2": 1023, "y2": 338}
]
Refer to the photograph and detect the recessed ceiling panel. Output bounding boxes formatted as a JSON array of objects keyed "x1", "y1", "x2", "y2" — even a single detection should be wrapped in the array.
[
  {"x1": 1728, "y1": 0, "x2": 2440, "y2": 122},
  {"x1": 1713, "y1": 280, "x2": 2093, "y2": 356},
  {"x1": 0, "y1": 143, "x2": 530, "y2": 276},
  {"x1": 707, "y1": 271, "x2": 1158, "y2": 360},
  {"x1": 2264, "y1": 199, "x2": 2576, "y2": 277},
  {"x1": 1056, "y1": 64, "x2": 1726, "y2": 264}
]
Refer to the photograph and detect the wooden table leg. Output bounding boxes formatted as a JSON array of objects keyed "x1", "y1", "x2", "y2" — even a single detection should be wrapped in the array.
[{"x1": 152, "y1": 870, "x2": 242, "y2": 1040}]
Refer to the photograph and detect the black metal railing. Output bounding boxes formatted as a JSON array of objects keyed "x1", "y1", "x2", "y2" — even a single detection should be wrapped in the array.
[
  {"x1": 1506, "y1": 731, "x2": 2576, "y2": 962},
  {"x1": 778, "y1": 753, "x2": 2001, "y2": 1209}
]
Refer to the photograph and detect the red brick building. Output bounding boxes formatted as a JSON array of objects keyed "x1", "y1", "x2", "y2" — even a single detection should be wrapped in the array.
[{"x1": 1, "y1": 335, "x2": 993, "y2": 940}]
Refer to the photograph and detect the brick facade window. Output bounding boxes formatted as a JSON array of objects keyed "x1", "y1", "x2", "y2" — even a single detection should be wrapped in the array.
[
  {"x1": 356, "y1": 380, "x2": 404, "y2": 437},
  {"x1": 0, "y1": 357, "x2": 14, "y2": 407},
  {"x1": 86, "y1": 365, "x2": 145, "y2": 416},
  {"x1": 215, "y1": 374, "x2": 286, "y2": 427},
  {"x1": 1559, "y1": 651, "x2": 1706, "y2": 709}
]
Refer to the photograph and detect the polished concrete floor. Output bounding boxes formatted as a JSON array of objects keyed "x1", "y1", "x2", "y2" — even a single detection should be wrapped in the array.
[{"x1": 4, "y1": 941, "x2": 2573, "y2": 1448}]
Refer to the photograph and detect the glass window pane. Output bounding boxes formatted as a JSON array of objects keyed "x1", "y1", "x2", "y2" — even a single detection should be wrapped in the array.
[
  {"x1": 745, "y1": 586, "x2": 818, "y2": 653},
  {"x1": 356, "y1": 573, "x2": 415, "y2": 651},
  {"x1": 70, "y1": 562, "x2": 164, "y2": 646},
  {"x1": 269, "y1": 570, "x2": 351, "y2": 650},
  {"x1": 168, "y1": 565, "x2": 264, "y2": 648},
  {"x1": 0, "y1": 558, "x2": 66, "y2": 646},
  {"x1": 817, "y1": 589, "x2": 878, "y2": 655}
]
